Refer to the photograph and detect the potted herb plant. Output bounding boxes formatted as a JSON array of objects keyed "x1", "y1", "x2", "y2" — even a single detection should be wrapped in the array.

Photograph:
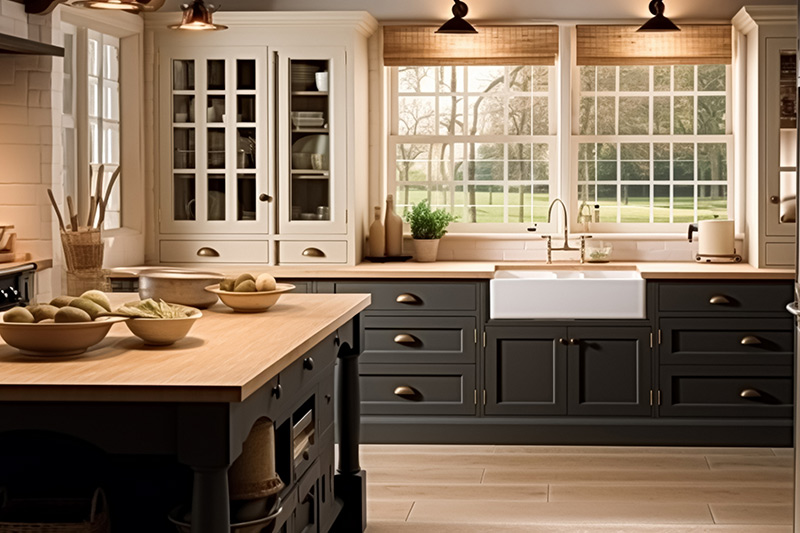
[{"x1": 403, "y1": 200, "x2": 457, "y2": 262}]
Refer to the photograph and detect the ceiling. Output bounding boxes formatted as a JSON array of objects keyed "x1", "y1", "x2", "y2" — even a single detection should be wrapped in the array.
[{"x1": 156, "y1": 0, "x2": 796, "y2": 22}]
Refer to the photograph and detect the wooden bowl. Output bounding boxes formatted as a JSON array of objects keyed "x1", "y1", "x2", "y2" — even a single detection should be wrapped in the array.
[
  {"x1": 0, "y1": 315, "x2": 127, "y2": 357},
  {"x1": 124, "y1": 308, "x2": 202, "y2": 346},
  {"x1": 204, "y1": 284, "x2": 295, "y2": 313}
]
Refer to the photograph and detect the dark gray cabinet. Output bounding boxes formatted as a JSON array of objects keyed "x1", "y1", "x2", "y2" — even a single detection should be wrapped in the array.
[{"x1": 485, "y1": 326, "x2": 651, "y2": 417}]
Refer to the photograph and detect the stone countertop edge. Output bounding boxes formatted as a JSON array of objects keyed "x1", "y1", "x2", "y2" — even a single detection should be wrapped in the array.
[{"x1": 102, "y1": 261, "x2": 795, "y2": 280}]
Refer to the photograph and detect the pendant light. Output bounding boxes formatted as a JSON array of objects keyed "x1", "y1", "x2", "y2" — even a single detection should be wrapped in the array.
[
  {"x1": 637, "y1": 0, "x2": 680, "y2": 32},
  {"x1": 436, "y1": 0, "x2": 478, "y2": 34},
  {"x1": 169, "y1": 0, "x2": 228, "y2": 31},
  {"x1": 70, "y1": 0, "x2": 151, "y2": 12}
]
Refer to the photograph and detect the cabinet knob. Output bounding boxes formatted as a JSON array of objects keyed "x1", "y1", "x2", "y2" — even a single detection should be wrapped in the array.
[
  {"x1": 302, "y1": 450, "x2": 310, "y2": 461},
  {"x1": 303, "y1": 357, "x2": 315, "y2": 371},
  {"x1": 709, "y1": 295, "x2": 731, "y2": 305},
  {"x1": 740, "y1": 388, "x2": 762, "y2": 399},
  {"x1": 740, "y1": 335, "x2": 761, "y2": 346},
  {"x1": 197, "y1": 247, "x2": 220, "y2": 257},
  {"x1": 393, "y1": 334, "x2": 416, "y2": 344},
  {"x1": 396, "y1": 293, "x2": 421, "y2": 304},
  {"x1": 302, "y1": 247, "x2": 325, "y2": 257},
  {"x1": 259, "y1": 193, "x2": 272, "y2": 202},
  {"x1": 394, "y1": 385, "x2": 417, "y2": 398},
  {"x1": 558, "y1": 338, "x2": 567, "y2": 345},
  {"x1": 271, "y1": 384, "x2": 282, "y2": 399},
  {"x1": 770, "y1": 195, "x2": 780, "y2": 204},
  {"x1": 568, "y1": 338, "x2": 580, "y2": 345}
]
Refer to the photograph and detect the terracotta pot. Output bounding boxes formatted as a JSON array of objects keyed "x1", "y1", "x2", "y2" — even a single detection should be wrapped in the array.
[{"x1": 413, "y1": 238, "x2": 440, "y2": 262}]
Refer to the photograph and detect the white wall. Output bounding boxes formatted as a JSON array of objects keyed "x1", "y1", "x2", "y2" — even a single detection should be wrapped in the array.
[{"x1": 159, "y1": 0, "x2": 795, "y2": 21}]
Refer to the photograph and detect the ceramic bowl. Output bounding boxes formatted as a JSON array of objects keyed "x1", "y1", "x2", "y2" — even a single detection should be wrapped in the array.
[
  {"x1": 204, "y1": 284, "x2": 295, "y2": 313},
  {"x1": 0, "y1": 315, "x2": 127, "y2": 357},
  {"x1": 137, "y1": 268, "x2": 224, "y2": 309},
  {"x1": 124, "y1": 308, "x2": 202, "y2": 346}
]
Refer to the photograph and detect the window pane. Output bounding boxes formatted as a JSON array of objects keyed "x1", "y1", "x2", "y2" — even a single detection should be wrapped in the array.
[
  {"x1": 674, "y1": 65, "x2": 694, "y2": 91},
  {"x1": 468, "y1": 95, "x2": 504, "y2": 135},
  {"x1": 468, "y1": 143, "x2": 504, "y2": 181},
  {"x1": 597, "y1": 96, "x2": 616, "y2": 135},
  {"x1": 620, "y1": 184, "x2": 650, "y2": 222},
  {"x1": 619, "y1": 66, "x2": 648, "y2": 91},
  {"x1": 88, "y1": 77, "x2": 99, "y2": 118},
  {"x1": 398, "y1": 66, "x2": 435, "y2": 93},
  {"x1": 697, "y1": 184, "x2": 727, "y2": 220},
  {"x1": 104, "y1": 43, "x2": 118, "y2": 81},
  {"x1": 673, "y1": 96, "x2": 694, "y2": 135},
  {"x1": 698, "y1": 143, "x2": 727, "y2": 181},
  {"x1": 673, "y1": 185, "x2": 695, "y2": 222},
  {"x1": 103, "y1": 80, "x2": 119, "y2": 121},
  {"x1": 597, "y1": 66, "x2": 616, "y2": 91},
  {"x1": 398, "y1": 96, "x2": 436, "y2": 135},
  {"x1": 618, "y1": 97, "x2": 649, "y2": 135},
  {"x1": 698, "y1": 65, "x2": 725, "y2": 91},
  {"x1": 438, "y1": 96, "x2": 463, "y2": 135},
  {"x1": 437, "y1": 66, "x2": 462, "y2": 93},
  {"x1": 697, "y1": 95, "x2": 726, "y2": 134},
  {"x1": 531, "y1": 66, "x2": 549, "y2": 92},
  {"x1": 580, "y1": 66, "x2": 596, "y2": 92},
  {"x1": 654, "y1": 66, "x2": 671, "y2": 91},
  {"x1": 653, "y1": 96, "x2": 670, "y2": 135},
  {"x1": 579, "y1": 97, "x2": 595, "y2": 135},
  {"x1": 508, "y1": 65, "x2": 531, "y2": 91},
  {"x1": 468, "y1": 66, "x2": 505, "y2": 93},
  {"x1": 88, "y1": 38, "x2": 99, "y2": 77},
  {"x1": 653, "y1": 185, "x2": 670, "y2": 222},
  {"x1": 508, "y1": 96, "x2": 532, "y2": 135}
]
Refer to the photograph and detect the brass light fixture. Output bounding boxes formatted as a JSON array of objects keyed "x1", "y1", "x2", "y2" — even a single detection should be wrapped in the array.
[
  {"x1": 169, "y1": 0, "x2": 228, "y2": 31},
  {"x1": 70, "y1": 0, "x2": 154, "y2": 12},
  {"x1": 637, "y1": 0, "x2": 680, "y2": 32},
  {"x1": 436, "y1": 0, "x2": 478, "y2": 34}
]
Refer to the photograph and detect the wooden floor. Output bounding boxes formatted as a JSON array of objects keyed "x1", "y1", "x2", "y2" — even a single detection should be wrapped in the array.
[{"x1": 362, "y1": 444, "x2": 795, "y2": 533}]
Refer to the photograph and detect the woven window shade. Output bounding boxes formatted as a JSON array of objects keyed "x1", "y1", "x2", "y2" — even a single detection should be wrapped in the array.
[
  {"x1": 383, "y1": 25, "x2": 559, "y2": 66},
  {"x1": 576, "y1": 25, "x2": 732, "y2": 66}
]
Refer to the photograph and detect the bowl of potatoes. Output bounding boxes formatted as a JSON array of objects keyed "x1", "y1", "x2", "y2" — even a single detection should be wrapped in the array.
[
  {"x1": 0, "y1": 290, "x2": 127, "y2": 357},
  {"x1": 205, "y1": 273, "x2": 294, "y2": 313}
]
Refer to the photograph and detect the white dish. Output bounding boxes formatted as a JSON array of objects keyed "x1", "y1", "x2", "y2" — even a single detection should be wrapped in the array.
[{"x1": 291, "y1": 135, "x2": 329, "y2": 157}]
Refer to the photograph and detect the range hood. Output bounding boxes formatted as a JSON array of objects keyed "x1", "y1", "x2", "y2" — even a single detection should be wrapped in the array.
[{"x1": 0, "y1": 32, "x2": 63, "y2": 56}]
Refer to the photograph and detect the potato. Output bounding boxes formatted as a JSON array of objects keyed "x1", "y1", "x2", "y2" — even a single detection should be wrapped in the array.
[
  {"x1": 234, "y1": 279, "x2": 257, "y2": 292},
  {"x1": 55, "y1": 306, "x2": 91, "y2": 323},
  {"x1": 49, "y1": 295, "x2": 75, "y2": 308},
  {"x1": 26, "y1": 304, "x2": 59, "y2": 323},
  {"x1": 68, "y1": 298, "x2": 105, "y2": 320},
  {"x1": 234, "y1": 273, "x2": 255, "y2": 288},
  {"x1": 38, "y1": 318, "x2": 54, "y2": 323},
  {"x1": 220, "y1": 277, "x2": 237, "y2": 292},
  {"x1": 3, "y1": 307, "x2": 34, "y2": 323},
  {"x1": 255, "y1": 273, "x2": 277, "y2": 292},
  {"x1": 80, "y1": 290, "x2": 111, "y2": 312}
]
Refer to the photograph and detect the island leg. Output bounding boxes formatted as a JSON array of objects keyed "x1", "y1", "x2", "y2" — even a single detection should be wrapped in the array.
[
  {"x1": 190, "y1": 466, "x2": 230, "y2": 533},
  {"x1": 333, "y1": 341, "x2": 367, "y2": 533}
]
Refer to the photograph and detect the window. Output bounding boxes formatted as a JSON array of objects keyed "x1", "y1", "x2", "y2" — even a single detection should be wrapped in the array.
[
  {"x1": 389, "y1": 65, "x2": 558, "y2": 230},
  {"x1": 573, "y1": 64, "x2": 732, "y2": 227}
]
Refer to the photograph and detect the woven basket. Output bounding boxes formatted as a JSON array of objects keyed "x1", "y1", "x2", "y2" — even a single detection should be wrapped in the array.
[
  {"x1": 0, "y1": 487, "x2": 110, "y2": 533},
  {"x1": 61, "y1": 230, "x2": 103, "y2": 273}
]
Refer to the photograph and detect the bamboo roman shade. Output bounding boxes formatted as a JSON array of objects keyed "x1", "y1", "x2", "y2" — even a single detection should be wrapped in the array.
[
  {"x1": 383, "y1": 25, "x2": 559, "y2": 66},
  {"x1": 576, "y1": 25, "x2": 732, "y2": 66}
]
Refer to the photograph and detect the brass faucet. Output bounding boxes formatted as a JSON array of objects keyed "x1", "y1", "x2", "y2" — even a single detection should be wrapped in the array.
[{"x1": 542, "y1": 198, "x2": 590, "y2": 264}]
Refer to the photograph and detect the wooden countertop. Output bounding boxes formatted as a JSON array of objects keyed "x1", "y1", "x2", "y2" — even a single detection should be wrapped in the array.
[
  {"x1": 134, "y1": 261, "x2": 794, "y2": 280},
  {"x1": 0, "y1": 293, "x2": 370, "y2": 403},
  {"x1": 0, "y1": 258, "x2": 53, "y2": 274}
]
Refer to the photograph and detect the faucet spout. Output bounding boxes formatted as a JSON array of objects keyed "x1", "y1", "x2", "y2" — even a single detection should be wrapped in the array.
[{"x1": 546, "y1": 198, "x2": 574, "y2": 250}]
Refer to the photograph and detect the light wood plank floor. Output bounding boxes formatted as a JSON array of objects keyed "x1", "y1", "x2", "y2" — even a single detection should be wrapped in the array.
[{"x1": 363, "y1": 445, "x2": 794, "y2": 533}]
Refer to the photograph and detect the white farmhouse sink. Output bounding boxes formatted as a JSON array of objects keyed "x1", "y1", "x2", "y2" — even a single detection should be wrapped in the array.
[{"x1": 489, "y1": 270, "x2": 646, "y2": 319}]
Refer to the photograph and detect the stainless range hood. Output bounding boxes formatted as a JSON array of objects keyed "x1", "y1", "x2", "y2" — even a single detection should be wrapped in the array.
[{"x1": 0, "y1": 32, "x2": 63, "y2": 56}]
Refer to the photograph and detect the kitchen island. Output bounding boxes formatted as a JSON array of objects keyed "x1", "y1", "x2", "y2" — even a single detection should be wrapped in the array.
[{"x1": 0, "y1": 292, "x2": 371, "y2": 532}]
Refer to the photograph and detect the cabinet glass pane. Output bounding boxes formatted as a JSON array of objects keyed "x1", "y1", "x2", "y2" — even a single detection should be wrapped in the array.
[
  {"x1": 779, "y1": 50, "x2": 797, "y2": 224},
  {"x1": 174, "y1": 129, "x2": 195, "y2": 169},
  {"x1": 208, "y1": 175, "x2": 225, "y2": 221},
  {"x1": 174, "y1": 174, "x2": 195, "y2": 221},
  {"x1": 173, "y1": 95, "x2": 195, "y2": 123},
  {"x1": 207, "y1": 128, "x2": 225, "y2": 169},
  {"x1": 780, "y1": 51, "x2": 796, "y2": 129},
  {"x1": 291, "y1": 177, "x2": 329, "y2": 221},
  {"x1": 237, "y1": 174, "x2": 256, "y2": 220},
  {"x1": 207, "y1": 59, "x2": 225, "y2": 91},
  {"x1": 237, "y1": 95, "x2": 256, "y2": 123},
  {"x1": 237, "y1": 127, "x2": 256, "y2": 169},
  {"x1": 237, "y1": 59, "x2": 256, "y2": 90},
  {"x1": 207, "y1": 95, "x2": 225, "y2": 123},
  {"x1": 173, "y1": 60, "x2": 194, "y2": 91}
]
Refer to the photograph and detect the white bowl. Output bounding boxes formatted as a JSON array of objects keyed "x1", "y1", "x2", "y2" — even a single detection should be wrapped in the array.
[
  {"x1": 0, "y1": 315, "x2": 127, "y2": 357},
  {"x1": 204, "y1": 284, "x2": 295, "y2": 313},
  {"x1": 124, "y1": 308, "x2": 202, "y2": 346}
]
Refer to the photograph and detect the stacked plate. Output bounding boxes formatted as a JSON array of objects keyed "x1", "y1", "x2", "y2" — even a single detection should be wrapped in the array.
[{"x1": 291, "y1": 64, "x2": 318, "y2": 91}]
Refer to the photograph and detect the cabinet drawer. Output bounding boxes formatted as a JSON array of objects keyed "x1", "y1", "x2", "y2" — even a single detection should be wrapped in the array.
[
  {"x1": 281, "y1": 334, "x2": 337, "y2": 397},
  {"x1": 279, "y1": 241, "x2": 347, "y2": 264},
  {"x1": 360, "y1": 364, "x2": 476, "y2": 416},
  {"x1": 334, "y1": 281, "x2": 478, "y2": 312},
  {"x1": 361, "y1": 316, "x2": 476, "y2": 364},
  {"x1": 658, "y1": 281, "x2": 792, "y2": 313},
  {"x1": 160, "y1": 240, "x2": 268, "y2": 263},
  {"x1": 660, "y1": 318, "x2": 793, "y2": 365},
  {"x1": 659, "y1": 365, "x2": 792, "y2": 418}
]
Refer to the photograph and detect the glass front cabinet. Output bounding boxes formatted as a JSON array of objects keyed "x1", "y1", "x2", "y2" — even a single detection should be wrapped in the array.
[{"x1": 159, "y1": 47, "x2": 269, "y2": 235}]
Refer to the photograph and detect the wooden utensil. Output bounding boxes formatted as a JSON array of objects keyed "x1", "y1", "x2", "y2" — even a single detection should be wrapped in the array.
[
  {"x1": 47, "y1": 188, "x2": 66, "y2": 232},
  {"x1": 88, "y1": 163, "x2": 105, "y2": 227},
  {"x1": 66, "y1": 195, "x2": 78, "y2": 232},
  {"x1": 97, "y1": 167, "x2": 120, "y2": 227}
]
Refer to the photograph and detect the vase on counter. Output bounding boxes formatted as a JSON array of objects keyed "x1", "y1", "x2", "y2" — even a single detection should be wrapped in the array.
[
  {"x1": 368, "y1": 206, "x2": 385, "y2": 257},
  {"x1": 384, "y1": 195, "x2": 403, "y2": 256}
]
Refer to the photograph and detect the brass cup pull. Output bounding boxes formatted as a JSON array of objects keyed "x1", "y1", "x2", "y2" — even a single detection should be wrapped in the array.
[
  {"x1": 302, "y1": 247, "x2": 325, "y2": 257},
  {"x1": 396, "y1": 293, "x2": 421, "y2": 304},
  {"x1": 709, "y1": 295, "x2": 731, "y2": 305},
  {"x1": 394, "y1": 385, "x2": 417, "y2": 398},
  {"x1": 394, "y1": 334, "x2": 416, "y2": 344},
  {"x1": 740, "y1": 388, "x2": 762, "y2": 399},
  {"x1": 197, "y1": 247, "x2": 220, "y2": 257},
  {"x1": 740, "y1": 336, "x2": 761, "y2": 346}
]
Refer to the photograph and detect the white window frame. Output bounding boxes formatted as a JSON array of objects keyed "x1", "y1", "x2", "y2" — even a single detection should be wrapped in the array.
[
  {"x1": 60, "y1": 7, "x2": 145, "y2": 265},
  {"x1": 387, "y1": 64, "x2": 561, "y2": 234}
]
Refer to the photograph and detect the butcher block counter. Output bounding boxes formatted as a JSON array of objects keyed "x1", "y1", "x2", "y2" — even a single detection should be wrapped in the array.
[{"x1": 0, "y1": 292, "x2": 371, "y2": 533}]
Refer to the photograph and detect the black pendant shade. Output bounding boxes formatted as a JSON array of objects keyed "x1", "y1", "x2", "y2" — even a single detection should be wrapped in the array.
[
  {"x1": 436, "y1": 0, "x2": 478, "y2": 34},
  {"x1": 169, "y1": 0, "x2": 228, "y2": 31},
  {"x1": 637, "y1": 0, "x2": 680, "y2": 32}
]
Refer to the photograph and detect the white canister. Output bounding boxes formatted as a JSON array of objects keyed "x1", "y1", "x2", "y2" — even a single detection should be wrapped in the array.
[
  {"x1": 315, "y1": 71, "x2": 329, "y2": 92},
  {"x1": 696, "y1": 220, "x2": 736, "y2": 256}
]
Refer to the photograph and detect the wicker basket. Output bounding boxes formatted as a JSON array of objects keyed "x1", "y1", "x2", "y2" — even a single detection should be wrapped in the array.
[
  {"x1": 0, "y1": 487, "x2": 110, "y2": 533},
  {"x1": 61, "y1": 230, "x2": 103, "y2": 273},
  {"x1": 65, "y1": 270, "x2": 110, "y2": 297}
]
